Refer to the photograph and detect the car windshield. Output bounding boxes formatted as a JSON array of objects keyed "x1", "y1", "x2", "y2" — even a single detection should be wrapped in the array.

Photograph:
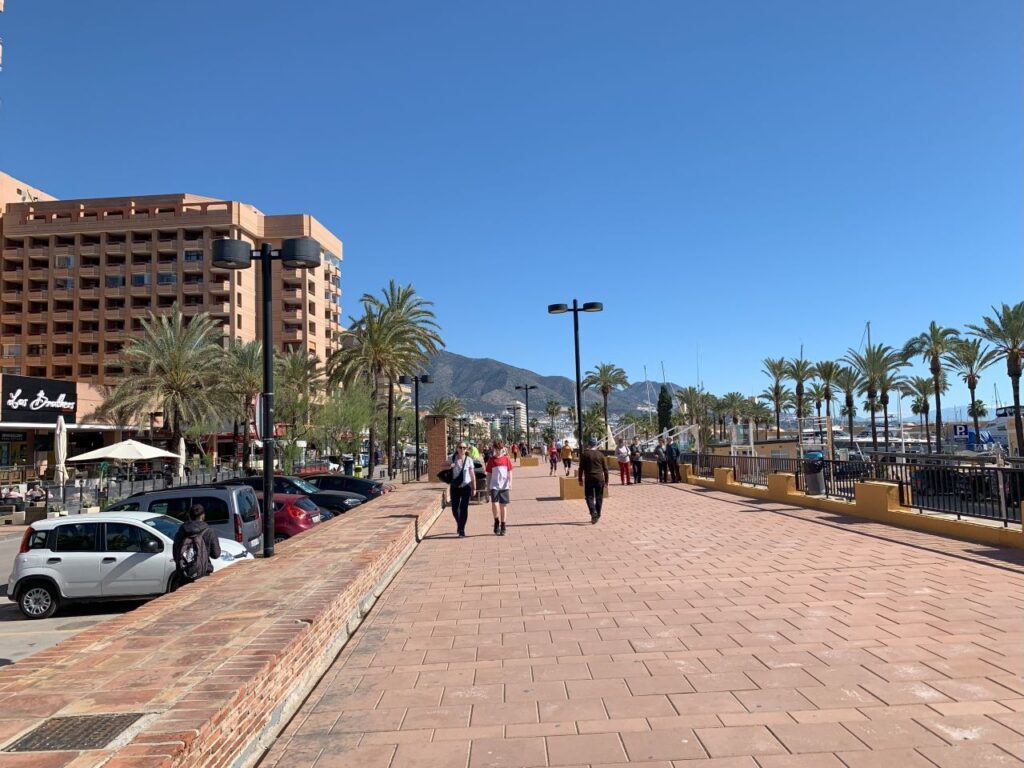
[
  {"x1": 143, "y1": 515, "x2": 182, "y2": 539},
  {"x1": 291, "y1": 477, "x2": 319, "y2": 494}
]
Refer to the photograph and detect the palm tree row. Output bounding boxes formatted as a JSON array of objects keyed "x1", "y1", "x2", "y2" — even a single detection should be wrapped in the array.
[{"x1": 742, "y1": 302, "x2": 1023, "y2": 454}]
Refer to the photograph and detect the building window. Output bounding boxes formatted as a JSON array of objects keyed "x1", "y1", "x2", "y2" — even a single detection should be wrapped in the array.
[
  {"x1": 55, "y1": 277, "x2": 75, "y2": 291},
  {"x1": 157, "y1": 273, "x2": 177, "y2": 285},
  {"x1": 236, "y1": 314, "x2": 242, "y2": 328},
  {"x1": 105, "y1": 275, "x2": 125, "y2": 288},
  {"x1": 131, "y1": 273, "x2": 151, "y2": 287},
  {"x1": 184, "y1": 250, "x2": 203, "y2": 262},
  {"x1": 2, "y1": 366, "x2": 21, "y2": 375},
  {"x1": 2, "y1": 344, "x2": 22, "y2": 358},
  {"x1": 55, "y1": 254, "x2": 75, "y2": 269}
]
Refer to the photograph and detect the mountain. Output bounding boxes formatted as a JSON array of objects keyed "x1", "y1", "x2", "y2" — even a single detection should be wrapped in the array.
[{"x1": 423, "y1": 350, "x2": 679, "y2": 416}]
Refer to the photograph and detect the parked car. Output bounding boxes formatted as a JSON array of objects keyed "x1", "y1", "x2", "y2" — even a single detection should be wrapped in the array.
[
  {"x1": 303, "y1": 473, "x2": 394, "y2": 501},
  {"x1": 8, "y1": 512, "x2": 252, "y2": 619},
  {"x1": 910, "y1": 464, "x2": 961, "y2": 497},
  {"x1": 255, "y1": 493, "x2": 322, "y2": 542},
  {"x1": 105, "y1": 484, "x2": 263, "y2": 555},
  {"x1": 223, "y1": 476, "x2": 364, "y2": 516}
]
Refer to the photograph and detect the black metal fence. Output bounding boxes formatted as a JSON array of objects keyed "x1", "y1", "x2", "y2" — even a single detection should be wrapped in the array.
[{"x1": 677, "y1": 452, "x2": 1024, "y2": 526}]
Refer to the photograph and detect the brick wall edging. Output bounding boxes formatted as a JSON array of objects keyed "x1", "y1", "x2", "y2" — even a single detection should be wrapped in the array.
[{"x1": 230, "y1": 500, "x2": 444, "y2": 768}]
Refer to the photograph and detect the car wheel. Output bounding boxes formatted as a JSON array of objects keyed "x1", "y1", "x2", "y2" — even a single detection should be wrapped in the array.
[
  {"x1": 167, "y1": 573, "x2": 184, "y2": 593},
  {"x1": 274, "y1": 533, "x2": 288, "y2": 543},
  {"x1": 18, "y1": 582, "x2": 58, "y2": 620}
]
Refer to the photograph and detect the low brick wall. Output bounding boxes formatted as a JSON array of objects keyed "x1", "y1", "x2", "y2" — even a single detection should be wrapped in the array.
[{"x1": 0, "y1": 483, "x2": 445, "y2": 768}]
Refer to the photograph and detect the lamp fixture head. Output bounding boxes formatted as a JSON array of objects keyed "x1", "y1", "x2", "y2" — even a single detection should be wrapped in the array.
[
  {"x1": 211, "y1": 238, "x2": 252, "y2": 269},
  {"x1": 582, "y1": 301, "x2": 603, "y2": 312},
  {"x1": 280, "y1": 237, "x2": 321, "y2": 269},
  {"x1": 547, "y1": 303, "x2": 568, "y2": 314}
]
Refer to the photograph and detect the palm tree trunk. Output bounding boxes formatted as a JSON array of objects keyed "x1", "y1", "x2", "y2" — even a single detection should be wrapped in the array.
[
  {"x1": 602, "y1": 393, "x2": 609, "y2": 438},
  {"x1": 882, "y1": 398, "x2": 890, "y2": 451},
  {"x1": 869, "y1": 393, "x2": 878, "y2": 451},
  {"x1": 932, "y1": 365, "x2": 944, "y2": 454},
  {"x1": 969, "y1": 384, "x2": 981, "y2": 444},
  {"x1": 775, "y1": 403, "x2": 781, "y2": 439},
  {"x1": 1011, "y1": 368, "x2": 1024, "y2": 458},
  {"x1": 367, "y1": 372, "x2": 379, "y2": 477},
  {"x1": 924, "y1": 411, "x2": 931, "y2": 452},
  {"x1": 386, "y1": 378, "x2": 395, "y2": 479},
  {"x1": 846, "y1": 396, "x2": 854, "y2": 451}
]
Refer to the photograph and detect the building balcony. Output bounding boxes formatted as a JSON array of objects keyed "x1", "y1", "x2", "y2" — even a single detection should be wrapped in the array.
[
  {"x1": 131, "y1": 241, "x2": 152, "y2": 253},
  {"x1": 207, "y1": 279, "x2": 230, "y2": 294},
  {"x1": 129, "y1": 281, "x2": 151, "y2": 294},
  {"x1": 78, "y1": 288, "x2": 100, "y2": 299},
  {"x1": 54, "y1": 245, "x2": 74, "y2": 256},
  {"x1": 79, "y1": 244, "x2": 99, "y2": 256},
  {"x1": 27, "y1": 247, "x2": 48, "y2": 258},
  {"x1": 105, "y1": 243, "x2": 125, "y2": 255},
  {"x1": 77, "y1": 309, "x2": 99, "y2": 322},
  {"x1": 78, "y1": 264, "x2": 100, "y2": 277},
  {"x1": 1, "y1": 248, "x2": 23, "y2": 260},
  {"x1": 155, "y1": 282, "x2": 178, "y2": 294},
  {"x1": 182, "y1": 258, "x2": 204, "y2": 272},
  {"x1": 182, "y1": 282, "x2": 204, "y2": 295},
  {"x1": 182, "y1": 239, "x2": 204, "y2": 250},
  {"x1": 157, "y1": 239, "x2": 178, "y2": 252},
  {"x1": 279, "y1": 308, "x2": 303, "y2": 323},
  {"x1": 27, "y1": 289, "x2": 49, "y2": 301},
  {"x1": 207, "y1": 301, "x2": 230, "y2": 316},
  {"x1": 77, "y1": 332, "x2": 99, "y2": 343},
  {"x1": 281, "y1": 326, "x2": 303, "y2": 342}
]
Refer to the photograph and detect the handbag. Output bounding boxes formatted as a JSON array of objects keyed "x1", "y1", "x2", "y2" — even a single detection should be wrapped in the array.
[{"x1": 437, "y1": 467, "x2": 453, "y2": 484}]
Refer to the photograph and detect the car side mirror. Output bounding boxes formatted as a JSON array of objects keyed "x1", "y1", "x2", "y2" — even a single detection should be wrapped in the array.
[{"x1": 143, "y1": 538, "x2": 163, "y2": 554}]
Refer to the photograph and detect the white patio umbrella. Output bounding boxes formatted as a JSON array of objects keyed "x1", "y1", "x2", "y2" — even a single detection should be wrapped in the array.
[
  {"x1": 68, "y1": 439, "x2": 180, "y2": 463},
  {"x1": 177, "y1": 437, "x2": 187, "y2": 480},
  {"x1": 54, "y1": 415, "x2": 69, "y2": 486}
]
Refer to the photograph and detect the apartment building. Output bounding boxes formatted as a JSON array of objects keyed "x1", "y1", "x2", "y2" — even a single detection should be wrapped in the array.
[
  {"x1": 0, "y1": 176, "x2": 343, "y2": 385},
  {"x1": 0, "y1": 171, "x2": 344, "y2": 463}
]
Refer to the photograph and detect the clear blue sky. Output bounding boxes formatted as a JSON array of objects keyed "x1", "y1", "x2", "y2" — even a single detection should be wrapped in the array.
[{"x1": 1, "y1": 1, "x2": 1021, "y2": 413}]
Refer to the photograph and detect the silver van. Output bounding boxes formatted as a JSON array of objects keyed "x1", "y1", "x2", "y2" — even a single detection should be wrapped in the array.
[{"x1": 105, "y1": 484, "x2": 263, "y2": 555}]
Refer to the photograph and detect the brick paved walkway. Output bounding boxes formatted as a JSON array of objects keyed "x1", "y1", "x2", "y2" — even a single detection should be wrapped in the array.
[{"x1": 262, "y1": 464, "x2": 1024, "y2": 768}]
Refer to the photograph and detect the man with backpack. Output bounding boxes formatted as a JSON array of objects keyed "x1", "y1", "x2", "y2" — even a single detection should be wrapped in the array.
[{"x1": 173, "y1": 504, "x2": 221, "y2": 583}]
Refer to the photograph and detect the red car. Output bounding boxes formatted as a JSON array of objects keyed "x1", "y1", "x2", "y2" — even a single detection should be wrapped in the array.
[{"x1": 255, "y1": 493, "x2": 322, "y2": 543}]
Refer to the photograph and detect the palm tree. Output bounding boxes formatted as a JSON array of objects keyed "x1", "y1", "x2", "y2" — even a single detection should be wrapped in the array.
[
  {"x1": 967, "y1": 303, "x2": 1024, "y2": 456},
  {"x1": 783, "y1": 357, "x2": 815, "y2": 438},
  {"x1": 968, "y1": 399, "x2": 988, "y2": 420},
  {"x1": 902, "y1": 376, "x2": 934, "y2": 451},
  {"x1": 761, "y1": 357, "x2": 787, "y2": 438},
  {"x1": 903, "y1": 322, "x2": 959, "y2": 453},
  {"x1": 805, "y1": 382, "x2": 827, "y2": 419},
  {"x1": 582, "y1": 363, "x2": 629, "y2": 437},
  {"x1": 428, "y1": 396, "x2": 463, "y2": 419},
  {"x1": 751, "y1": 401, "x2": 773, "y2": 441},
  {"x1": 545, "y1": 399, "x2": 561, "y2": 436},
  {"x1": 814, "y1": 360, "x2": 841, "y2": 427},
  {"x1": 224, "y1": 340, "x2": 263, "y2": 470},
  {"x1": 361, "y1": 281, "x2": 443, "y2": 476},
  {"x1": 877, "y1": 366, "x2": 907, "y2": 450},
  {"x1": 101, "y1": 305, "x2": 230, "y2": 446},
  {"x1": 833, "y1": 366, "x2": 863, "y2": 450},
  {"x1": 944, "y1": 338, "x2": 1000, "y2": 444},
  {"x1": 844, "y1": 343, "x2": 902, "y2": 452}
]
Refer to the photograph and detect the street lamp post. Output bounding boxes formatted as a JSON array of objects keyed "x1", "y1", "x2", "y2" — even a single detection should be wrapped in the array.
[
  {"x1": 514, "y1": 384, "x2": 538, "y2": 449},
  {"x1": 213, "y1": 236, "x2": 321, "y2": 557},
  {"x1": 547, "y1": 300, "x2": 603, "y2": 448},
  {"x1": 398, "y1": 374, "x2": 432, "y2": 480}
]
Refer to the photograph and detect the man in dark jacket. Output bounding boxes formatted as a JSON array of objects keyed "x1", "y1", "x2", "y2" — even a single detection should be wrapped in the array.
[
  {"x1": 577, "y1": 437, "x2": 609, "y2": 524},
  {"x1": 665, "y1": 438, "x2": 682, "y2": 483},
  {"x1": 172, "y1": 504, "x2": 221, "y2": 582}
]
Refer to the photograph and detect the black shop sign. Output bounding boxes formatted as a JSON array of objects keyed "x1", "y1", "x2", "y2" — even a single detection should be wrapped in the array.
[{"x1": 1, "y1": 375, "x2": 77, "y2": 425}]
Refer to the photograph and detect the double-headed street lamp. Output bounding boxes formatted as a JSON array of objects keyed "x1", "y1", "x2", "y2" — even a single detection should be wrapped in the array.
[
  {"x1": 212, "y1": 236, "x2": 321, "y2": 557},
  {"x1": 514, "y1": 384, "x2": 538, "y2": 448},
  {"x1": 547, "y1": 300, "x2": 603, "y2": 449},
  {"x1": 398, "y1": 374, "x2": 432, "y2": 480}
]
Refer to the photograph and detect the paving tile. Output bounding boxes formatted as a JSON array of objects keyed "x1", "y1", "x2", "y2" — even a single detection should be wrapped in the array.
[
  {"x1": 767, "y1": 721, "x2": 867, "y2": 753},
  {"x1": 468, "y1": 736, "x2": 547, "y2": 768},
  {"x1": 620, "y1": 728, "x2": 706, "y2": 760},
  {"x1": 917, "y1": 714, "x2": 1024, "y2": 744},
  {"x1": 546, "y1": 732, "x2": 627, "y2": 764},
  {"x1": 835, "y1": 749, "x2": 939, "y2": 768},
  {"x1": 694, "y1": 725, "x2": 786, "y2": 757},
  {"x1": 843, "y1": 718, "x2": 946, "y2": 749},
  {"x1": 391, "y1": 740, "x2": 470, "y2": 768},
  {"x1": 917, "y1": 742, "x2": 1024, "y2": 767}
]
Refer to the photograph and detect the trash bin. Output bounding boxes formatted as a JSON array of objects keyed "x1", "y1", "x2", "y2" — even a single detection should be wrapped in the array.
[
  {"x1": 803, "y1": 458, "x2": 825, "y2": 496},
  {"x1": 342, "y1": 458, "x2": 355, "y2": 475},
  {"x1": 353, "y1": 464, "x2": 363, "y2": 478}
]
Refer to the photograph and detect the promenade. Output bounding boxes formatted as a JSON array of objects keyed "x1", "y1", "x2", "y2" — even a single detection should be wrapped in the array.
[{"x1": 261, "y1": 463, "x2": 1024, "y2": 768}]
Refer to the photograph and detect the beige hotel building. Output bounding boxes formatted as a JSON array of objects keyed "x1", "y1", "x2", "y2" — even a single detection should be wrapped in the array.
[{"x1": 0, "y1": 171, "x2": 344, "y2": 464}]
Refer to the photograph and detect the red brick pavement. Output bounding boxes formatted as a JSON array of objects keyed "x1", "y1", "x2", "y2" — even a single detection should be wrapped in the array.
[{"x1": 262, "y1": 463, "x2": 1024, "y2": 767}]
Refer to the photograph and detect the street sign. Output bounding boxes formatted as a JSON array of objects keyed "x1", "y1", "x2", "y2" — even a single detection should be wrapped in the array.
[
  {"x1": 952, "y1": 424, "x2": 968, "y2": 438},
  {"x1": 255, "y1": 394, "x2": 264, "y2": 440}
]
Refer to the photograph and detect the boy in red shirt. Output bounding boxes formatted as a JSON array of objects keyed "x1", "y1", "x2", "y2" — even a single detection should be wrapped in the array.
[{"x1": 485, "y1": 439, "x2": 514, "y2": 536}]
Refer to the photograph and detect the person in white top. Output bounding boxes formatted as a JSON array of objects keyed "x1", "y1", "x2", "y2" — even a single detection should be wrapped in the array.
[
  {"x1": 615, "y1": 438, "x2": 632, "y2": 486},
  {"x1": 444, "y1": 442, "x2": 477, "y2": 537}
]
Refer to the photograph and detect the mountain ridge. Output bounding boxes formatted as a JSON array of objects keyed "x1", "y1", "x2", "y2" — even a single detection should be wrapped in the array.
[{"x1": 423, "y1": 350, "x2": 679, "y2": 416}]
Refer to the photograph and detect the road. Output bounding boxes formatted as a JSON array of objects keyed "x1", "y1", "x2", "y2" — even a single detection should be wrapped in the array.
[{"x1": 0, "y1": 529, "x2": 142, "y2": 665}]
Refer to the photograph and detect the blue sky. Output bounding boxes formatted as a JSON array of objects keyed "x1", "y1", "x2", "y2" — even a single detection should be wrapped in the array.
[{"x1": 1, "y1": 1, "x2": 1020, "y2": 413}]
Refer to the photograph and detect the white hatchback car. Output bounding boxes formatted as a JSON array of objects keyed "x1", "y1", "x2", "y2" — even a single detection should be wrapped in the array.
[{"x1": 7, "y1": 511, "x2": 253, "y2": 619}]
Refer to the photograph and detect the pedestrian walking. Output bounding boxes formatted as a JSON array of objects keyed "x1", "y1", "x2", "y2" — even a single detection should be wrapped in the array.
[
  {"x1": 445, "y1": 442, "x2": 477, "y2": 537},
  {"x1": 666, "y1": 437, "x2": 682, "y2": 483},
  {"x1": 548, "y1": 441, "x2": 559, "y2": 475},
  {"x1": 172, "y1": 504, "x2": 221, "y2": 583},
  {"x1": 510, "y1": 442, "x2": 519, "y2": 462},
  {"x1": 485, "y1": 439, "x2": 513, "y2": 536},
  {"x1": 629, "y1": 436, "x2": 643, "y2": 484},
  {"x1": 654, "y1": 437, "x2": 669, "y2": 483},
  {"x1": 578, "y1": 436, "x2": 609, "y2": 524},
  {"x1": 560, "y1": 441, "x2": 574, "y2": 476},
  {"x1": 615, "y1": 438, "x2": 632, "y2": 485}
]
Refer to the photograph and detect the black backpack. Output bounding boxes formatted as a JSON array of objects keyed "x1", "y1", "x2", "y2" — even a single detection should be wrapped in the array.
[{"x1": 177, "y1": 531, "x2": 211, "y2": 581}]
